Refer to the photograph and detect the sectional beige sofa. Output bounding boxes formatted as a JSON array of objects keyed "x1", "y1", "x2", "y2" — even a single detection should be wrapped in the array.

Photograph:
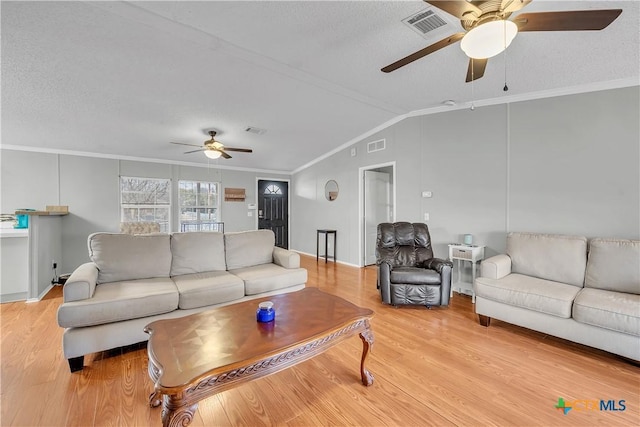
[
  {"x1": 57, "y1": 229, "x2": 307, "y2": 372},
  {"x1": 474, "y1": 232, "x2": 639, "y2": 361}
]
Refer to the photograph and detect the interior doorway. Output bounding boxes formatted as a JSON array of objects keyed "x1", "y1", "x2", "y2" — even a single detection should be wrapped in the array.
[
  {"x1": 257, "y1": 179, "x2": 289, "y2": 249},
  {"x1": 360, "y1": 162, "x2": 395, "y2": 266}
]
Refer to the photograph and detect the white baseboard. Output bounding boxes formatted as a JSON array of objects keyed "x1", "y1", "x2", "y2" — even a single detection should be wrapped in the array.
[
  {"x1": 26, "y1": 284, "x2": 54, "y2": 303},
  {"x1": 293, "y1": 249, "x2": 361, "y2": 268}
]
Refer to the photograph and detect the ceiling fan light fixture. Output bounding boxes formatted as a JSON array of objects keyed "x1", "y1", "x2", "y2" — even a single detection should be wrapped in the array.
[
  {"x1": 460, "y1": 20, "x2": 518, "y2": 59},
  {"x1": 204, "y1": 149, "x2": 222, "y2": 159}
]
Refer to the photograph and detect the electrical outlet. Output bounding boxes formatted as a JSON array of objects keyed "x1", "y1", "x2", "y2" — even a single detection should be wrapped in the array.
[
  {"x1": 424, "y1": 213, "x2": 430, "y2": 221},
  {"x1": 52, "y1": 261, "x2": 57, "y2": 269}
]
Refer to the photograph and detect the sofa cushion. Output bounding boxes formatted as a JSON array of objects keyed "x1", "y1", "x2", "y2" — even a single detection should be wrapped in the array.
[
  {"x1": 573, "y1": 288, "x2": 640, "y2": 337},
  {"x1": 57, "y1": 278, "x2": 178, "y2": 328},
  {"x1": 225, "y1": 230, "x2": 274, "y2": 270},
  {"x1": 507, "y1": 232, "x2": 587, "y2": 287},
  {"x1": 230, "y1": 263, "x2": 308, "y2": 296},
  {"x1": 170, "y1": 232, "x2": 226, "y2": 276},
  {"x1": 171, "y1": 271, "x2": 244, "y2": 309},
  {"x1": 88, "y1": 233, "x2": 172, "y2": 284},
  {"x1": 390, "y1": 267, "x2": 441, "y2": 285},
  {"x1": 585, "y1": 238, "x2": 640, "y2": 295},
  {"x1": 475, "y1": 273, "x2": 581, "y2": 318}
]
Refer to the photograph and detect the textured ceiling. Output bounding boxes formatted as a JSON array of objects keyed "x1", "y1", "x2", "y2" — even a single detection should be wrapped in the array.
[{"x1": 2, "y1": 1, "x2": 639, "y2": 173}]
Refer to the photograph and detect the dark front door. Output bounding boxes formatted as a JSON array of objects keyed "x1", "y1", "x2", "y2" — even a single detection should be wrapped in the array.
[{"x1": 257, "y1": 180, "x2": 289, "y2": 249}]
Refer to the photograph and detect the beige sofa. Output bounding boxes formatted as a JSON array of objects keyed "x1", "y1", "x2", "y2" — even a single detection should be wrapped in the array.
[
  {"x1": 474, "y1": 232, "x2": 639, "y2": 361},
  {"x1": 57, "y1": 230, "x2": 307, "y2": 372}
]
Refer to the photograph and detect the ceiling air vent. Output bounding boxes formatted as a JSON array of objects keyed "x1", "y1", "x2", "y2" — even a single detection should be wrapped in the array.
[
  {"x1": 367, "y1": 139, "x2": 386, "y2": 154},
  {"x1": 402, "y1": 7, "x2": 457, "y2": 40},
  {"x1": 245, "y1": 126, "x2": 267, "y2": 135}
]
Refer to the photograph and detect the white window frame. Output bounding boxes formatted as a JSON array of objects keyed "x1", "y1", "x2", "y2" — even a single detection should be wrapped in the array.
[
  {"x1": 120, "y1": 176, "x2": 171, "y2": 232},
  {"x1": 178, "y1": 180, "x2": 222, "y2": 232}
]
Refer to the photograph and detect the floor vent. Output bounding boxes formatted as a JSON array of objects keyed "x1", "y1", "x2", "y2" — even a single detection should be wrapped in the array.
[
  {"x1": 367, "y1": 139, "x2": 386, "y2": 153},
  {"x1": 402, "y1": 7, "x2": 456, "y2": 40}
]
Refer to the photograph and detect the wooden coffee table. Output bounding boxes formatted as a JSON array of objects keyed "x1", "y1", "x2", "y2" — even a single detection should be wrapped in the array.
[{"x1": 145, "y1": 287, "x2": 374, "y2": 427}]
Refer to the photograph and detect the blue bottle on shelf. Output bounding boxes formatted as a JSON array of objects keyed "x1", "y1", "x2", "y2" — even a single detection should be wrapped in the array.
[{"x1": 14, "y1": 209, "x2": 35, "y2": 229}]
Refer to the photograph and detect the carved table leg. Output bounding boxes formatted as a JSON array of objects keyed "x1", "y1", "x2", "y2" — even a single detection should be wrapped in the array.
[
  {"x1": 359, "y1": 322, "x2": 375, "y2": 386},
  {"x1": 162, "y1": 402, "x2": 198, "y2": 427},
  {"x1": 149, "y1": 390, "x2": 162, "y2": 408}
]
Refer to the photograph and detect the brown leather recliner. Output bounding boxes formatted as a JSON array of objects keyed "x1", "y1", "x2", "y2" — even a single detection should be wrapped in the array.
[{"x1": 376, "y1": 222, "x2": 453, "y2": 307}]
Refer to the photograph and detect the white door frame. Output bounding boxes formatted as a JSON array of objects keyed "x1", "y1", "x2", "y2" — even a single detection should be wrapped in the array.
[
  {"x1": 255, "y1": 177, "x2": 291, "y2": 249},
  {"x1": 358, "y1": 161, "x2": 396, "y2": 267}
]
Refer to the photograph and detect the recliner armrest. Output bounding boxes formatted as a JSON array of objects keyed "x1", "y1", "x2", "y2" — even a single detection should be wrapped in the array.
[
  {"x1": 420, "y1": 258, "x2": 453, "y2": 273},
  {"x1": 63, "y1": 263, "x2": 98, "y2": 302},
  {"x1": 480, "y1": 254, "x2": 512, "y2": 279},
  {"x1": 378, "y1": 261, "x2": 392, "y2": 303},
  {"x1": 273, "y1": 247, "x2": 300, "y2": 269}
]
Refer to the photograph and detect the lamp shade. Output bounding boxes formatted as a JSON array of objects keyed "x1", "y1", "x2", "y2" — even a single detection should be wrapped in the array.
[
  {"x1": 204, "y1": 149, "x2": 222, "y2": 159},
  {"x1": 460, "y1": 20, "x2": 518, "y2": 59}
]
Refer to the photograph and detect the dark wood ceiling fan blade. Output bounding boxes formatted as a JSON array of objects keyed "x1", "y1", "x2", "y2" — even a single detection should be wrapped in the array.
[
  {"x1": 426, "y1": 1, "x2": 482, "y2": 20},
  {"x1": 219, "y1": 150, "x2": 232, "y2": 159},
  {"x1": 183, "y1": 148, "x2": 206, "y2": 154},
  {"x1": 222, "y1": 147, "x2": 253, "y2": 153},
  {"x1": 514, "y1": 10, "x2": 622, "y2": 32},
  {"x1": 170, "y1": 141, "x2": 202, "y2": 148},
  {"x1": 465, "y1": 58, "x2": 488, "y2": 83},
  {"x1": 381, "y1": 33, "x2": 465, "y2": 73}
]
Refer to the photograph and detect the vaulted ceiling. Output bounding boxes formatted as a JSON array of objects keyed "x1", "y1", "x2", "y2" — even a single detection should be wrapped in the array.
[{"x1": 2, "y1": 1, "x2": 638, "y2": 173}]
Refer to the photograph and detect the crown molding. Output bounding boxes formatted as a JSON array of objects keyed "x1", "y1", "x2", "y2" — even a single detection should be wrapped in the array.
[
  {"x1": 3, "y1": 79, "x2": 637, "y2": 177},
  {"x1": 409, "y1": 77, "x2": 640, "y2": 117},
  {"x1": 293, "y1": 78, "x2": 639, "y2": 175},
  {"x1": 291, "y1": 114, "x2": 408, "y2": 175},
  {"x1": 0, "y1": 145, "x2": 292, "y2": 176}
]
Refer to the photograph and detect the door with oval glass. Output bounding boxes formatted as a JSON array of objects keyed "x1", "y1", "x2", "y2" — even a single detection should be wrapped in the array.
[{"x1": 257, "y1": 179, "x2": 289, "y2": 249}]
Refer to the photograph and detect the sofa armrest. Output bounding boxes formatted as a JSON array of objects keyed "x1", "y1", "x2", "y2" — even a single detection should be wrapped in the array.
[
  {"x1": 273, "y1": 247, "x2": 300, "y2": 269},
  {"x1": 480, "y1": 254, "x2": 512, "y2": 280},
  {"x1": 63, "y1": 263, "x2": 98, "y2": 302}
]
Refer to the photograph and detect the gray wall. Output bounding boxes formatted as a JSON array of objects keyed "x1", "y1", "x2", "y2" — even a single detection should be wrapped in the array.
[
  {"x1": 1, "y1": 151, "x2": 288, "y2": 273},
  {"x1": 3, "y1": 87, "x2": 638, "y2": 272},
  {"x1": 291, "y1": 87, "x2": 640, "y2": 266}
]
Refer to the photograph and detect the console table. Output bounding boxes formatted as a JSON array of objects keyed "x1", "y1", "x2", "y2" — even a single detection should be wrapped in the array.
[
  {"x1": 448, "y1": 244, "x2": 485, "y2": 303},
  {"x1": 316, "y1": 229, "x2": 336, "y2": 263}
]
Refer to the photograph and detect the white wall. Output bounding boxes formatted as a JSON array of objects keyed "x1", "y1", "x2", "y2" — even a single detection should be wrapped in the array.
[
  {"x1": 290, "y1": 87, "x2": 640, "y2": 266},
  {"x1": 1, "y1": 152, "x2": 289, "y2": 273}
]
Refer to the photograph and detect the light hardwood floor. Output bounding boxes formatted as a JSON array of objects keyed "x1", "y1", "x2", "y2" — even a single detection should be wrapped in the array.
[{"x1": 1, "y1": 255, "x2": 638, "y2": 426}]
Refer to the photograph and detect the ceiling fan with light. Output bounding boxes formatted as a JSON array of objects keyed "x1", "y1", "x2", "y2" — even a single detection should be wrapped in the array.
[
  {"x1": 170, "y1": 131, "x2": 253, "y2": 159},
  {"x1": 382, "y1": 0, "x2": 622, "y2": 82}
]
